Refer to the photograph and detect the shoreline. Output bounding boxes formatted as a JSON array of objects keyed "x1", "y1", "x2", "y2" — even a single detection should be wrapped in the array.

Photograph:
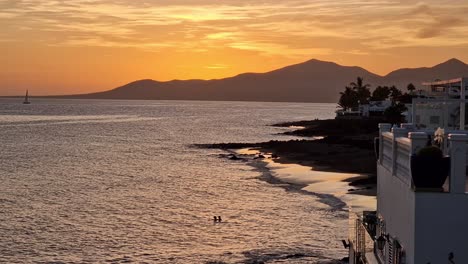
[
  {"x1": 219, "y1": 149, "x2": 349, "y2": 211},
  {"x1": 218, "y1": 147, "x2": 376, "y2": 212},
  {"x1": 197, "y1": 118, "x2": 382, "y2": 201},
  {"x1": 199, "y1": 138, "x2": 377, "y2": 196}
]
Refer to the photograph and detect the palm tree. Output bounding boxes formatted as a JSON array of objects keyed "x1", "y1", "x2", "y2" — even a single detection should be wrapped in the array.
[
  {"x1": 339, "y1": 87, "x2": 358, "y2": 111},
  {"x1": 349, "y1": 77, "x2": 370, "y2": 90},
  {"x1": 371, "y1": 86, "x2": 391, "y2": 101},
  {"x1": 349, "y1": 77, "x2": 371, "y2": 104},
  {"x1": 389, "y1": 85, "x2": 402, "y2": 102}
]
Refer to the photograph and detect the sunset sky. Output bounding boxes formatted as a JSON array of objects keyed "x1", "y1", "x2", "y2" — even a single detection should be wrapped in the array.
[{"x1": 1, "y1": 0, "x2": 468, "y2": 95}]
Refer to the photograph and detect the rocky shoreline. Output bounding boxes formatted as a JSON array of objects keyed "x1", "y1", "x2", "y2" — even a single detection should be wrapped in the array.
[{"x1": 198, "y1": 118, "x2": 383, "y2": 195}]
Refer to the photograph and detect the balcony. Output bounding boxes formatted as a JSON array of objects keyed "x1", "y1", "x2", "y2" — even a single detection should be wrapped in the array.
[
  {"x1": 375, "y1": 123, "x2": 468, "y2": 264},
  {"x1": 348, "y1": 211, "x2": 379, "y2": 264},
  {"x1": 378, "y1": 123, "x2": 468, "y2": 193}
]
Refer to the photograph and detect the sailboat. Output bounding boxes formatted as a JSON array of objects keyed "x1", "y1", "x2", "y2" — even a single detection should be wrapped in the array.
[{"x1": 23, "y1": 90, "x2": 31, "y2": 104}]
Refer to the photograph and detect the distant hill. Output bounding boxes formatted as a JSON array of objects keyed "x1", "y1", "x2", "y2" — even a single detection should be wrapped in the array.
[
  {"x1": 380, "y1": 58, "x2": 468, "y2": 89},
  {"x1": 70, "y1": 58, "x2": 468, "y2": 103}
]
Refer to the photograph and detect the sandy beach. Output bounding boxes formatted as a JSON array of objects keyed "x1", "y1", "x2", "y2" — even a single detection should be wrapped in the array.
[
  {"x1": 236, "y1": 148, "x2": 376, "y2": 212},
  {"x1": 200, "y1": 118, "x2": 381, "y2": 197}
]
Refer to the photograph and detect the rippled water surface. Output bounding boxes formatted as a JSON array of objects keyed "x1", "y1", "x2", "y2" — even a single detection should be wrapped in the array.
[{"x1": 0, "y1": 99, "x2": 350, "y2": 263}]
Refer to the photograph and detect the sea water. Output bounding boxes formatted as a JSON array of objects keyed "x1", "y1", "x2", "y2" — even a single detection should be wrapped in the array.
[{"x1": 0, "y1": 99, "x2": 354, "y2": 263}]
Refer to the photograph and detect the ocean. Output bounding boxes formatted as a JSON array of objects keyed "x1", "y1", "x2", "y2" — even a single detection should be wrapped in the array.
[{"x1": 0, "y1": 99, "x2": 356, "y2": 263}]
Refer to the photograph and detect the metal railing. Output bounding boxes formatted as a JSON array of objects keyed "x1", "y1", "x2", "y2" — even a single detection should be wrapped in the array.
[{"x1": 349, "y1": 212, "x2": 377, "y2": 264}]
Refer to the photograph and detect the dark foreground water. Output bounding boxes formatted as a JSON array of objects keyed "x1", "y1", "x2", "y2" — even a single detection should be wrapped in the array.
[{"x1": 0, "y1": 99, "x2": 348, "y2": 263}]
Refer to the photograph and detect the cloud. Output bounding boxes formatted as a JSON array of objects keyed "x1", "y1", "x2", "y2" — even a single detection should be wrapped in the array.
[
  {"x1": 417, "y1": 17, "x2": 463, "y2": 39},
  {"x1": 205, "y1": 32, "x2": 239, "y2": 40},
  {"x1": 205, "y1": 64, "x2": 229, "y2": 69},
  {"x1": 1, "y1": 0, "x2": 468, "y2": 57}
]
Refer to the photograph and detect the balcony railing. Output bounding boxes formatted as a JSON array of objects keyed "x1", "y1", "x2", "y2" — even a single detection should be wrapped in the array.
[
  {"x1": 378, "y1": 123, "x2": 468, "y2": 193},
  {"x1": 379, "y1": 126, "x2": 417, "y2": 186},
  {"x1": 349, "y1": 211, "x2": 377, "y2": 264}
]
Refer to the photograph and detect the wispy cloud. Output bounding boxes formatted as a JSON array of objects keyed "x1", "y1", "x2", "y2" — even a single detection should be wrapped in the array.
[
  {"x1": 1, "y1": 0, "x2": 468, "y2": 57},
  {"x1": 205, "y1": 64, "x2": 229, "y2": 69}
]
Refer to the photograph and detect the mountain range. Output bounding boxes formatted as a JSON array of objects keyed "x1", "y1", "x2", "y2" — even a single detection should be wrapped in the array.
[{"x1": 70, "y1": 58, "x2": 468, "y2": 103}]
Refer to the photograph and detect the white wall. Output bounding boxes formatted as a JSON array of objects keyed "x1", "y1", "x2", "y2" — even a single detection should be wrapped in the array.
[
  {"x1": 378, "y1": 163, "x2": 468, "y2": 264},
  {"x1": 377, "y1": 164, "x2": 416, "y2": 263},
  {"x1": 414, "y1": 192, "x2": 468, "y2": 264}
]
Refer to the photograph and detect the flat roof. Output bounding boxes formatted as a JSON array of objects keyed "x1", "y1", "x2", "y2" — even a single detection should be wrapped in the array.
[{"x1": 422, "y1": 77, "x2": 468, "y2": 86}]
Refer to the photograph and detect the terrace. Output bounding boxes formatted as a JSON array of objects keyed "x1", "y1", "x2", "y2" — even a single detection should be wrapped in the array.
[{"x1": 349, "y1": 123, "x2": 468, "y2": 264}]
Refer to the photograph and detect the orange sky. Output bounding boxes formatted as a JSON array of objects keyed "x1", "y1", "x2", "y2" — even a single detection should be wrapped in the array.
[{"x1": 1, "y1": 0, "x2": 468, "y2": 96}]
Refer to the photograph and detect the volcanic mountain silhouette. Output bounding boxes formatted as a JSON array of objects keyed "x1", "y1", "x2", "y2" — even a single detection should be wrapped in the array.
[{"x1": 72, "y1": 58, "x2": 468, "y2": 103}]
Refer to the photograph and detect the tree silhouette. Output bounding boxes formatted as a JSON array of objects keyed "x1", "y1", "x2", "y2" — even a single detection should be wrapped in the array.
[
  {"x1": 384, "y1": 103, "x2": 407, "y2": 124},
  {"x1": 389, "y1": 85, "x2": 402, "y2": 101},
  {"x1": 349, "y1": 77, "x2": 371, "y2": 104},
  {"x1": 338, "y1": 77, "x2": 372, "y2": 110},
  {"x1": 338, "y1": 87, "x2": 358, "y2": 111},
  {"x1": 371, "y1": 86, "x2": 391, "y2": 101}
]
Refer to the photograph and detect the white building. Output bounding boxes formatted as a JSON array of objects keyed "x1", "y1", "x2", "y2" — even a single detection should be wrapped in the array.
[
  {"x1": 336, "y1": 100, "x2": 392, "y2": 119},
  {"x1": 348, "y1": 77, "x2": 468, "y2": 264},
  {"x1": 411, "y1": 78, "x2": 468, "y2": 130},
  {"x1": 361, "y1": 101, "x2": 392, "y2": 117}
]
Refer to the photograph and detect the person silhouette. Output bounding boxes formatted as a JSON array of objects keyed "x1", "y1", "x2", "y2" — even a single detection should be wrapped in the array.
[
  {"x1": 213, "y1": 216, "x2": 218, "y2": 222},
  {"x1": 217, "y1": 216, "x2": 222, "y2": 222}
]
